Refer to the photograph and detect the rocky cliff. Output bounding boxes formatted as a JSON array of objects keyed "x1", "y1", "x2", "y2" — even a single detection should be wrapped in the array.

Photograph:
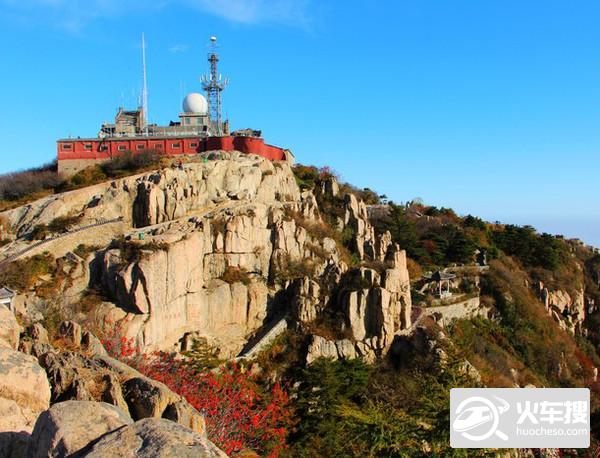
[
  {"x1": 1, "y1": 152, "x2": 412, "y2": 363},
  {"x1": 0, "y1": 313, "x2": 225, "y2": 457}
]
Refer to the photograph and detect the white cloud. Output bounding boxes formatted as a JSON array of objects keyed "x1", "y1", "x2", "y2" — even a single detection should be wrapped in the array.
[
  {"x1": 169, "y1": 44, "x2": 189, "y2": 53},
  {"x1": 184, "y1": 0, "x2": 311, "y2": 26},
  {"x1": 0, "y1": 0, "x2": 312, "y2": 31},
  {"x1": 0, "y1": 0, "x2": 167, "y2": 32}
]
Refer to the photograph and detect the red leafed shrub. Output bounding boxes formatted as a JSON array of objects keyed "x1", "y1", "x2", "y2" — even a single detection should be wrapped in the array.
[
  {"x1": 100, "y1": 327, "x2": 291, "y2": 456},
  {"x1": 97, "y1": 320, "x2": 138, "y2": 359}
]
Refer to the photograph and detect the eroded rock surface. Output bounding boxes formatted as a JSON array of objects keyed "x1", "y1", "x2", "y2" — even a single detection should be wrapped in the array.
[
  {"x1": 0, "y1": 348, "x2": 51, "y2": 434},
  {"x1": 0, "y1": 306, "x2": 21, "y2": 350},
  {"x1": 80, "y1": 418, "x2": 227, "y2": 458},
  {"x1": 27, "y1": 401, "x2": 132, "y2": 458}
]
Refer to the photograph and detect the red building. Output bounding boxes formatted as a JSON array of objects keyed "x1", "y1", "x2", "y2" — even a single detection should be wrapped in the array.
[
  {"x1": 57, "y1": 135, "x2": 291, "y2": 176},
  {"x1": 56, "y1": 36, "x2": 292, "y2": 176}
]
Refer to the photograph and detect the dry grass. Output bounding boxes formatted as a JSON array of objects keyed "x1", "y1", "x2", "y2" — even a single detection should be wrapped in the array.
[
  {"x1": 0, "y1": 252, "x2": 55, "y2": 291},
  {"x1": 211, "y1": 216, "x2": 228, "y2": 237},
  {"x1": 220, "y1": 266, "x2": 252, "y2": 286},
  {"x1": 273, "y1": 255, "x2": 316, "y2": 284}
]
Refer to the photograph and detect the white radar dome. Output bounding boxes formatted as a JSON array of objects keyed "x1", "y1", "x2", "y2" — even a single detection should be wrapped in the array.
[{"x1": 182, "y1": 93, "x2": 208, "y2": 114}]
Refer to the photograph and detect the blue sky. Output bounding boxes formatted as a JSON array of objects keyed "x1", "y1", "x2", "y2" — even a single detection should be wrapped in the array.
[{"x1": 0, "y1": 0, "x2": 599, "y2": 247}]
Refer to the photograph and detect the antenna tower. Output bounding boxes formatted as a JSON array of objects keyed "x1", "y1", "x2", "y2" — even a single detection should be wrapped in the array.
[
  {"x1": 141, "y1": 33, "x2": 149, "y2": 135},
  {"x1": 201, "y1": 36, "x2": 229, "y2": 136}
]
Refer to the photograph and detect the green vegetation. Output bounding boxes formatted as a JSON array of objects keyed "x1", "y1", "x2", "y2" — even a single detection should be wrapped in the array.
[
  {"x1": 0, "y1": 161, "x2": 61, "y2": 210},
  {"x1": 73, "y1": 243, "x2": 101, "y2": 259},
  {"x1": 109, "y1": 236, "x2": 169, "y2": 266},
  {"x1": 0, "y1": 252, "x2": 55, "y2": 291},
  {"x1": 0, "y1": 152, "x2": 166, "y2": 211},
  {"x1": 30, "y1": 214, "x2": 84, "y2": 240},
  {"x1": 183, "y1": 337, "x2": 224, "y2": 371},
  {"x1": 286, "y1": 357, "x2": 486, "y2": 457},
  {"x1": 371, "y1": 202, "x2": 577, "y2": 277},
  {"x1": 58, "y1": 150, "x2": 164, "y2": 192},
  {"x1": 491, "y1": 224, "x2": 568, "y2": 270},
  {"x1": 273, "y1": 254, "x2": 316, "y2": 284}
]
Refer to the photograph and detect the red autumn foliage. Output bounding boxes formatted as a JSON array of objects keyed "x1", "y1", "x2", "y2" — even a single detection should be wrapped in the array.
[
  {"x1": 98, "y1": 319, "x2": 138, "y2": 359},
  {"x1": 99, "y1": 323, "x2": 291, "y2": 456}
]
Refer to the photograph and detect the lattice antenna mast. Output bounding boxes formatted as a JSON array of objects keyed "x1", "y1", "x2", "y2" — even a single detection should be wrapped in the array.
[
  {"x1": 201, "y1": 36, "x2": 229, "y2": 136},
  {"x1": 141, "y1": 33, "x2": 149, "y2": 135}
]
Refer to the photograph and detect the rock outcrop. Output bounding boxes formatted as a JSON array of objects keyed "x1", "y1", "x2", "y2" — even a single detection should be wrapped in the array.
[
  {"x1": 81, "y1": 418, "x2": 227, "y2": 458},
  {"x1": 27, "y1": 401, "x2": 133, "y2": 458},
  {"x1": 0, "y1": 347, "x2": 51, "y2": 435},
  {"x1": 0, "y1": 311, "x2": 220, "y2": 456},
  {"x1": 538, "y1": 282, "x2": 586, "y2": 335},
  {"x1": 0, "y1": 306, "x2": 21, "y2": 350},
  {"x1": 95, "y1": 193, "x2": 344, "y2": 357},
  {"x1": 305, "y1": 191, "x2": 412, "y2": 362},
  {"x1": 1, "y1": 155, "x2": 412, "y2": 365},
  {"x1": 2, "y1": 153, "x2": 299, "y2": 239}
]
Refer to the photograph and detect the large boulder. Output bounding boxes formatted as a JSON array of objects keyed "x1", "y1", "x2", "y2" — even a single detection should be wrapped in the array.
[
  {"x1": 38, "y1": 352, "x2": 100, "y2": 403},
  {"x1": 58, "y1": 321, "x2": 82, "y2": 348},
  {"x1": 27, "y1": 401, "x2": 133, "y2": 458},
  {"x1": 123, "y1": 377, "x2": 205, "y2": 435},
  {"x1": 80, "y1": 418, "x2": 227, "y2": 458},
  {"x1": 0, "y1": 431, "x2": 30, "y2": 458},
  {"x1": 0, "y1": 306, "x2": 21, "y2": 350},
  {"x1": 0, "y1": 348, "x2": 51, "y2": 433}
]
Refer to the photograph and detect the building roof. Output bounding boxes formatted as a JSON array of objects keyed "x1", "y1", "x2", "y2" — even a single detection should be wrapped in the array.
[
  {"x1": 430, "y1": 271, "x2": 456, "y2": 282},
  {"x1": 57, "y1": 134, "x2": 206, "y2": 142},
  {"x1": 0, "y1": 287, "x2": 15, "y2": 300}
]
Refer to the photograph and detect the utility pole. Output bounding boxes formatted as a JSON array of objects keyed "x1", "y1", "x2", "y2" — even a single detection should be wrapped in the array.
[{"x1": 142, "y1": 33, "x2": 149, "y2": 135}]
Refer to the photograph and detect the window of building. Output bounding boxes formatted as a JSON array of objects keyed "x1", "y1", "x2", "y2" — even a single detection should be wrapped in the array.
[
  {"x1": 154, "y1": 144, "x2": 163, "y2": 149},
  {"x1": 172, "y1": 142, "x2": 181, "y2": 148},
  {"x1": 136, "y1": 144, "x2": 145, "y2": 151},
  {"x1": 99, "y1": 145, "x2": 108, "y2": 152},
  {"x1": 84, "y1": 143, "x2": 92, "y2": 150},
  {"x1": 189, "y1": 142, "x2": 198, "y2": 148},
  {"x1": 62, "y1": 143, "x2": 73, "y2": 150},
  {"x1": 118, "y1": 145, "x2": 127, "y2": 151}
]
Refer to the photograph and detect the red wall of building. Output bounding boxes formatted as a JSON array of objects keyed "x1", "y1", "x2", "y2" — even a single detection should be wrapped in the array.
[
  {"x1": 202, "y1": 136, "x2": 286, "y2": 161},
  {"x1": 57, "y1": 136, "x2": 286, "y2": 162}
]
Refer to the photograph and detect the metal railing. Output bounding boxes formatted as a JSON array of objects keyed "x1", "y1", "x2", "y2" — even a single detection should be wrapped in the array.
[{"x1": 0, "y1": 217, "x2": 123, "y2": 268}]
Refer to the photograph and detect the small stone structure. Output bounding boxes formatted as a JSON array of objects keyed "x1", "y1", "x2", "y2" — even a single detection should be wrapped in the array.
[{"x1": 0, "y1": 287, "x2": 15, "y2": 312}]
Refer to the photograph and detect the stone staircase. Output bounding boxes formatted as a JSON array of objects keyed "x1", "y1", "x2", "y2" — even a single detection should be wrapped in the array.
[{"x1": 236, "y1": 317, "x2": 288, "y2": 360}]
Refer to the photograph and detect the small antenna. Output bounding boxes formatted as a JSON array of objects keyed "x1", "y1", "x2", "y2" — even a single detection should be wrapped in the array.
[{"x1": 142, "y1": 33, "x2": 149, "y2": 134}]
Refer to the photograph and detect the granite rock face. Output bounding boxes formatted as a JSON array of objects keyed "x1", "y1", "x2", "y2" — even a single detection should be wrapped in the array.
[
  {"x1": 2, "y1": 153, "x2": 299, "y2": 237},
  {"x1": 0, "y1": 306, "x2": 21, "y2": 350},
  {"x1": 96, "y1": 191, "x2": 343, "y2": 358},
  {"x1": 1, "y1": 155, "x2": 412, "y2": 364},
  {"x1": 305, "y1": 191, "x2": 412, "y2": 362},
  {"x1": 539, "y1": 282, "x2": 586, "y2": 335},
  {"x1": 0, "y1": 347, "x2": 51, "y2": 434},
  {"x1": 27, "y1": 401, "x2": 133, "y2": 458},
  {"x1": 80, "y1": 418, "x2": 227, "y2": 458}
]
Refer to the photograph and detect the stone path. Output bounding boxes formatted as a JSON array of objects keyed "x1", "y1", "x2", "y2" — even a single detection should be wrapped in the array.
[
  {"x1": 236, "y1": 317, "x2": 288, "y2": 360},
  {"x1": 0, "y1": 217, "x2": 123, "y2": 267}
]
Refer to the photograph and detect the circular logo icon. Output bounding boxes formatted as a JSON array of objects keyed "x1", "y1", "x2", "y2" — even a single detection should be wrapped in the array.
[{"x1": 453, "y1": 396, "x2": 509, "y2": 441}]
